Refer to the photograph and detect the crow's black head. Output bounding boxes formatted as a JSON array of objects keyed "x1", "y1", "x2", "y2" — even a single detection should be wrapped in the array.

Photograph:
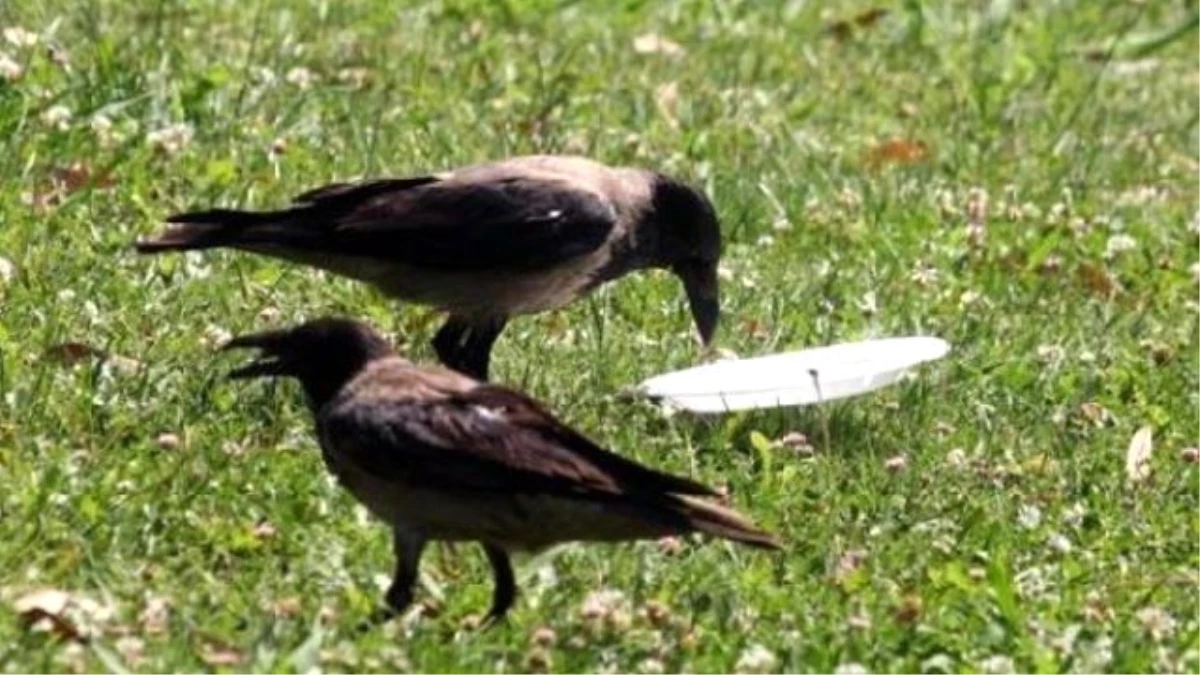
[
  {"x1": 649, "y1": 175, "x2": 722, "y2": 346},
  {"x1": 224, "y1": 317, "x2": 394, "y2": 408}
]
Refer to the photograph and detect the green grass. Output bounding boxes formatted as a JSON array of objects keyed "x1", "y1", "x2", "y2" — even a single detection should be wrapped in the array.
[{"x1": 1, "y1": 0, "x2": 1197, "y2": 672}]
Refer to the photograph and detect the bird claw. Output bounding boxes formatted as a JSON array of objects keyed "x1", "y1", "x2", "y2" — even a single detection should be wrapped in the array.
[{"x1": 478, "y1": 610, "x2": 508, "y2": 631}]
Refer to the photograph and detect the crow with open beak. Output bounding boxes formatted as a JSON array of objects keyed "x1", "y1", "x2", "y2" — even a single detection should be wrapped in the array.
[
  {"x1": 138, "y1": 155, "x2": 723, "y2": 381},
  {"x1": 223, "y1": 317, "x2": 778, "y2": 624}
]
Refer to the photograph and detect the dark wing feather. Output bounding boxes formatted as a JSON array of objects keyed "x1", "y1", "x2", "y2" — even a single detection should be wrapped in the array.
[
  {"x1": 291, "y1": 177, "x2": 440, "y2": 206},
  {"x1": 319, "y1": 385, "x2": 715, "y2": 498},
  {"x1": 285, "y1": 177, "x2": 618, "y2": 271},
  {"x1": 462, "y1": 386, "x2": 716, "y2": 496}
]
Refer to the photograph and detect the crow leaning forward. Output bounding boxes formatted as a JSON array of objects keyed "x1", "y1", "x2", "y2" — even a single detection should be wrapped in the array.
[
  {"x1": 224, "y1": 317, "x2": 778, "y2": 624},
  {"x1": 138, "y1": 155, "x2": 723, "y2": 380}
]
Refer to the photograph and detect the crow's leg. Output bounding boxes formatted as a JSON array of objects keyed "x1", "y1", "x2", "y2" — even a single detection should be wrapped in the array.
[
  {"x1": 432, "y1": 316, "x2": 508, "y2": 381},
  {"x1": 458, "y1": 317, "x2": 508, "y2": 382},
  {"x1": 480, "y1": 543, "x2": 516, "y2": 627},
  {"x1": 432, "y1": 316, "x2": 472, "y2": 372},
  {"x1": 364, "y1": 529, "x2": 427, "y2": 628}
]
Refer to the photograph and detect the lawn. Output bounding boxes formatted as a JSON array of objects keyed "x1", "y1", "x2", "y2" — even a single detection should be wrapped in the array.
[{"x1": 0, "y1": 0, "x2": 1197, "y2": 672}]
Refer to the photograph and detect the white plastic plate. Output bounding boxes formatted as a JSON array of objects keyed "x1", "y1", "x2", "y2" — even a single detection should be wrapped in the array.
[{"x1": 638, "y1": 337, "x2": 951, "y2": 414}]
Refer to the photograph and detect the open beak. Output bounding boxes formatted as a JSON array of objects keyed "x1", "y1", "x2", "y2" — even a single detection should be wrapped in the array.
[
  {"x1": 676, "y1": 261, "x2": 720, "y2": 346},
  {"x1": 222, "y1": 329, "x2": 291, "y2": 380}
]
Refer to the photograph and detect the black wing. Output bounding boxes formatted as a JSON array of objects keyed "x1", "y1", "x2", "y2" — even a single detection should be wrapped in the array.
[
  {"x1": 319, "y1": 384, "x2": 715, "y2": 498},
  {"x1": 284, "y1": 176, "x2": 618, "y2": 271}
]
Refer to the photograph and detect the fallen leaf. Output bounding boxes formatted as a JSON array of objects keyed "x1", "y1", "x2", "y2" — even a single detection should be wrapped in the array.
[
  {"x1": 50, "y1": 162, "x2": 114, "y2": 194},
  {"x1": 1181, "y1": 447, "x2": 1199, "y2": 464},
  {"x1": 632, "y1": 33, "x2": 685, "y2": 58},
  {"x1": 1077, "y1": 263, "x2": 1121, "y2": 297},
  {"x1": 138, "y1": 596, "x2": 170, "y2": 634},
  {"x1": 894, "y1": 593, "x2": 922, "y2": 624},
  {"x1": 827, "y1": 7, "x2": 889, "y2": 40},
  {"x1": 43, "y1": 341, "x2": 142, "y2": 374},
  {"x1": 1078, "y1": 402, "x2": 1112, "y2": 427},
  {"x1": 655, "y1": 81, "x2": 679, "y2": 129},
  {"x1": 272, "y1": 596, "x2": 303, "y2": 619},
  {"x1": 15, "y1": 589, "x2": 79, "y2": 640},
  {"x1": 867, "y1": 138, "x2": 928, "y2": 167},
  {"x1": 14, "y1": 589, "x2": 110, "y2": 642},
  {"x1": 44, "y1": 342, "x2": 101, "y2": 364},
  {"x1": 200, "y1": 642, "x2": 246, "y2": 667},
  {"x1": 1126, "y1": 425, "x2": 1153, "y2": 484},
  {"x1": 739, "y1": 318, "x2": 770, "y2": 341},
  {"x1": 30, "y1": 162, "x2": 116, "y2": 210}
]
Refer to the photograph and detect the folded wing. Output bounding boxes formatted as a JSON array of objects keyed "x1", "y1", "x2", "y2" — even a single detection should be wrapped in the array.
[
  {"x1": 144, "y1": 176, "x2": 617, "y2": 272},
  {"x1": 319, "y1": 383, "x2": 715, "y2": 499}
]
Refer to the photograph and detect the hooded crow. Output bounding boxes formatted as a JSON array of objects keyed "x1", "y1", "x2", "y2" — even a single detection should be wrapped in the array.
[
  {"x1": 224, "y1": 317, "x2": 778, "y2": 624},
  {"x1": 138, "y1": 155, "x2": 723, "y2": 380}
]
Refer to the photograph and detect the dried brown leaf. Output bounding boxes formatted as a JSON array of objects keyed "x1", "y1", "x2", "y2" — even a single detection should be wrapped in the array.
[
  {"x1": 1077, "y1": 263, "x2": 1121, "y2": 297},
  {"x1": 826, "y1": 8, "x2": 889, "y2": 40},
  {"x1": 1126, "y1": 425, "x2": 1153, "y2": 484},
  {"x1": 43, "y1": 341, "x2": 141, "y2": 373},
  {"x1": 894, "y1": 594, "x2": 922, "y2": 624},
  {"x1": 867, "y1": 138, "x2": 928, "y2": 168},
  {"x1": 853, "y1": 7, "x2": 889, "y2": 27},
  {"x1": 30, "y1": 162, "x2": 116, "y2": 210},
  {"x1": 50, "y1": 162, "x2": 114, "y2": 193},
  {"x1": 739, "y1": 318, "x2": 770, "y2": 341},
  {"x1": 1079, "y1": 402, "x2": 1112, "y2": 427},
  {"x1": 271, "y1": 596, "x2": 303, "y2": 619},
  {"x1": 44, "y1": 342, "x2": 102, "y2": 365},
  {"x1": 15, "y1": 589, "x2": 81, "y2": 640}
]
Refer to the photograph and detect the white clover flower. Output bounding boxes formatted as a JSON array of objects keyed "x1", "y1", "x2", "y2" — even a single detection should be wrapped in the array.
[
  {"x1": 285, "y1": 66, "x2": 316, "y2": 89},
  {"x1": 735, "y1": 644, "x2": 777, "y2": 674},
  {"x1": 1104, "y1": 234, "x2": 1137, "y2": 258},
  {"x1": 1136, "y1": 607, "x2": 1177, "y2": 641},
  {"x1": 147, "y1": 123, "x2": 194, "y2": 155},
  {"x1": 0, "y1": 52, "x2": 21, "y2": 81},
  {"x1": 3, "y1": 26, "x2": 38, "y2": 48},
  {"x1": 979, "y1": 655, "x2": 1014, "y2": 674},
  {"x1": 1017, "y1": 504, "x2": 1043, "y2": 529},
  {"x1": 40, "y1": 104, "x2": 72, "y2": 130}
]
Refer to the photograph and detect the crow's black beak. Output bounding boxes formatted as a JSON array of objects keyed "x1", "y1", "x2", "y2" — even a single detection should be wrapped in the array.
[
  {"x1": 222, "y1": 329, "x2": 292, "y2": 380},
  {"x1": 676, "y1": 261, "x2": 720, "y2": 346}
]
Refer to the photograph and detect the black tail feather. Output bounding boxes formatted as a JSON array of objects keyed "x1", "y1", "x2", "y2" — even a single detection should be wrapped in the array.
[
  {"x1": 164, "y1": 208, "x2": 286, "y2": 227},
  {"x1": 135, "y1": 208, "x2": 296, "y2": 253}
]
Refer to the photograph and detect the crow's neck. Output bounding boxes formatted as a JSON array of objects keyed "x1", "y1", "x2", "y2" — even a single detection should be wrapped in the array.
[
  {"x1": 298, "y1": 365, "x2": 367, "y2": 412},
  {"x1": 599, "y1": 220, "x2": 664, "y2": 279},
  {"x1": 300, "y1": 379, "x2": 348, "y2": 413}
]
